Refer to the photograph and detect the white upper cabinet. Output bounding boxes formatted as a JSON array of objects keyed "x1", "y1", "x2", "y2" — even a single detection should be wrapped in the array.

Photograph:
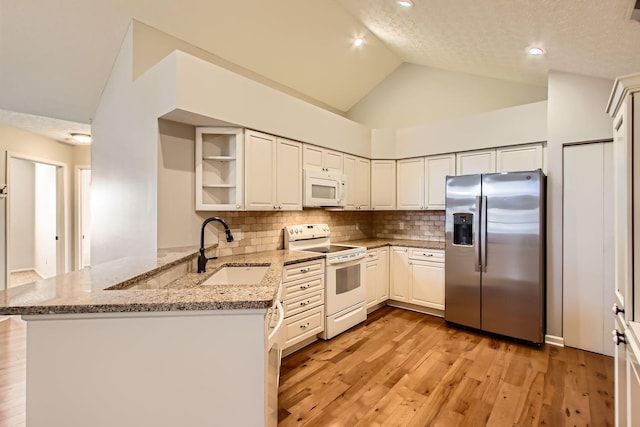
[
  {"x1": 425, "y1": 154, "x2": 455, "y2": 210},
  {"x1": 195, "y1": 127, "x2": 244, "y2": 211},
  {"x1": 303, "y1": 144, "x2": 343, "y2": 173},
  {"x1": 276, "y1": 138, "x2": 303, "y2": 210},
  {"x1": 456, "y1": 149, "x2": 496, "y2": 175},
  {"x1": 397, "y1": 158, "x2": 425, "y2": 210},
  {"x1": 344, "y1": 154, "x2": 371, "y2": 210},
  {"x1": 496, "y1": 143, "x2": 543, "y2": 172},
  {"x1": 245, "y1": 130, "x2": 302, "y2": 211},
  {"x1": 371, "y1": 160, "x2": 396, "y2": 210}
]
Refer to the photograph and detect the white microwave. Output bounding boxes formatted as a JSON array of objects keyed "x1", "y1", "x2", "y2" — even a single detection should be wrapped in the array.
[{"x1": 303, "y1": 169, "x2": 347, "y2": 207}]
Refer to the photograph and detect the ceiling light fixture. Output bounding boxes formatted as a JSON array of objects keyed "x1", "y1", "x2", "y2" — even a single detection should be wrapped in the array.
[
  {"x1": 70, "y1": 133, "x2": 92, "y2": 144},
  {"x1": 353, "y1": 37, "x2": 364, "y2": 47},
  {"x1": 527, "y1": 46, "x2": 546, "y2": 56},
  {"x1": 397, "y1": 0, "x2": 414, "y2": 7}
]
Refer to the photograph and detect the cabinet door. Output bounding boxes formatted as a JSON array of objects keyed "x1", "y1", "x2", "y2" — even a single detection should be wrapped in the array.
[
  {"x1": 302, "y1": 145, "x2": 324, "y2": 171},
  {"x1": 324, "y1": 149, "x2": 344, "y2": 173},
  {"x1": 397, "y1": 158, "x2": 425, "y2": 210},
  {"x1": 366, "y1": 260, "x2": 379, "y2": 309},
  {"x1": 390, "y1": 247, "x2": 410, "y2": 302},
  {"x1": 378, "y1": 247, "x2": 390, "y2": 301},
  {"x1": 425, "y1": 154, "x2": 455, "y2": 210},
  {"x1": 496, "y1": 144, "x2": 543, "y2": 172},
  {"x1": 245, "y1": 130, "x2": 276, "y2": 210},
  {"x1": 355, "y1": 157, "x2": 371, "y2": 209},
  {"x1": 456, "y1": 149, "x2": 496, "y2": 175},
  {"x1": 343, "y1": 155, "x2": 358, "y2": 210},
  {"x1": 371, "y1": 160, "x2": 396, "y2": 210},
  {"x1": 409, "y1": 260, "x2": 444, "y2": 310},
  {"x1": 276, "y1": 138, "x2": 302, "y2": 210},
  {"x1": 614, "y1": 316, "x2": 628, "y2": 427}
]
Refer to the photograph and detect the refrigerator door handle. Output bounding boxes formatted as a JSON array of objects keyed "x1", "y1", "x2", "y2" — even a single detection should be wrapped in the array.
[
  {"x1": 481, "y1": 195, "x2": 488, "y2": 272},
  {"x1": 474, "y1": 196, "x2": 481, "y2": 272}
]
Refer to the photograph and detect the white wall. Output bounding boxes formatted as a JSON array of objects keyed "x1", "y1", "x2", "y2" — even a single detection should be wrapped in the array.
[
  {"x1": 546, "y1": 70, "x2": 614, "y2": 339},
  {"x1": 348, "y1": 63, "x2": 548, "y2": 129},
  {"x1": 9, "y1": 158, "x2": 35, "y2": 271},
  {"x1": 34, "y1": 163, "x2": 57, "y2": 278}
]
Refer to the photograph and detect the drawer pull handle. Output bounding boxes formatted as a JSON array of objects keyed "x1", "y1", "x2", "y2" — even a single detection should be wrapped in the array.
[
  {"x1": 300, "y1": 267, "x2": 311, "y2": 273},
  {"x1": 424, "y1": 253, "x2": 433, "y2": 257},
  {"x1": 300, "y1": 322, "x2": 310, "y2": 329},
  {"x1": 368, "y1": 254, "x2": 375, "y2": 257},
  {"x1": 300, "y1": 284, "x2": 311, "y2": 290},
  {"x1": 299, "y1": 300, "x2": 310, "y2": 306}
]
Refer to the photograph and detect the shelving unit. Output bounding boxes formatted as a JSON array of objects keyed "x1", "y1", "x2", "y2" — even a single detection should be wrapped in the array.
[{"x1": 195, "y1": 127, "x2": 244, "y2": 210}]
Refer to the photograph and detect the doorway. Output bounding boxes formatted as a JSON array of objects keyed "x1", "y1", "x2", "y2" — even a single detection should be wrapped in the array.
[{"x1": 7, "y1": 155, "x2": 65, "y2": 287}]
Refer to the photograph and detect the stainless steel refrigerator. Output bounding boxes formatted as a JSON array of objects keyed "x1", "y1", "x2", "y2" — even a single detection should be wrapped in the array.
[{"x1": 444, "y1": 170, "x2": 545, "y2": 344}]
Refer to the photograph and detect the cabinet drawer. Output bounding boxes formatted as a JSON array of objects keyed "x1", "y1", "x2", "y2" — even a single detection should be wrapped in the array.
[
  {"x1": 282, "y1": 259, "x2": 325, "y2": 282},
  {"x1": 281, "y1": 275, "x2": 324, "y2": 300},
  {"x1": 366, "y1": 248, "x2": 379, "y2": 261},
  {"x1": 282, "y1": 290, "x2": 324, "y2": 318},
  {"x1": 409, "y1": 248, "x2": 444, "y2": 262},
  {"x1": 284, "y1": 305, "x2": 324, "y2": 349}
]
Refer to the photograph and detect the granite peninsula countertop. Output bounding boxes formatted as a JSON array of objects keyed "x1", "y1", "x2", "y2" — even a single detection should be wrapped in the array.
[
  {"x1": 336, "y1": 238, "x2": 445, "y2": 251},
  {"x1": 0, "y1": 246, "x2": 324, "y2": 316}
]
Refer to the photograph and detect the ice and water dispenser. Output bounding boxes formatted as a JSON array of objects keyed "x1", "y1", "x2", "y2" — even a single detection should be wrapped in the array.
[{"x1": 453, "y1": 213, "x2": 473, "y2": 246}]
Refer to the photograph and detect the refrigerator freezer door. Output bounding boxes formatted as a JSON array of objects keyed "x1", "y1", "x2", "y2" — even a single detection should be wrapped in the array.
[
  {"x1": 481, "y1": 171, "x2": 545, "y2": 343},
  {"x1": 445, "y1": 174, "x2": 482, "y2": 329}
]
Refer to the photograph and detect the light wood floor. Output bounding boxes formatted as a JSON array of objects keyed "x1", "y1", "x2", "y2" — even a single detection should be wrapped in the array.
[
  {"x1": 0, "y1": 316, "x2": 26, "y2": 427},
  {"x1": 0, "y1": 308, "x2": 614, "y2": 427},
  {"x1": 9, "y1": 270, "x2": 43, "y2": 288},
  {"x1": 278, "y1": 307, "x2": 614, "y2": 427}
]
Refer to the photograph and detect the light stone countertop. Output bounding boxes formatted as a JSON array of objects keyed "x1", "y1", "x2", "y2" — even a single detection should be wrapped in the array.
[
  {"x1": 0, "y1": 246, "x2": 324, "y2": 316},
  {"x1": 336, "y1": 238, "x2": 445, "y2": 251}
]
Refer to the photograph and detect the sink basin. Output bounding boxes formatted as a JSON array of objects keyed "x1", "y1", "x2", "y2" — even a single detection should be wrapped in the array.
[{"x1": 202, "y1": 266, "x2": 269, "y2": 285}]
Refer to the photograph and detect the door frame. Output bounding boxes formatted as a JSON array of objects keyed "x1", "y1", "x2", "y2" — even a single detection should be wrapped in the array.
[
  {"x1": 74, "y1": 165, "x2": 90, "y2": 270},
  {"x1": 5, "y1": 151, "x2": 69, "y2": 288}
]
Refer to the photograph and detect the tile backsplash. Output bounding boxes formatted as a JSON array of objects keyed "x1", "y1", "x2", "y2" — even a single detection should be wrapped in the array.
[
  {"x1": 372, "y1": 211, "x2": 445, "y2": 242},
  {"x1": 210, "y1": 209, "x2": 445, "y2": 256}
]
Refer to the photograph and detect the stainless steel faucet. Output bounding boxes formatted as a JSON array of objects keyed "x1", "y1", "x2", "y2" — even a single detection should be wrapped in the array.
[{"x1": 197, "y1": 217, "x2": 234, "y2": 273}]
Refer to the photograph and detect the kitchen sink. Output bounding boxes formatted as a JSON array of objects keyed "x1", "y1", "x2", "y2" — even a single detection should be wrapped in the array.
[{"x1": 202, "y1": 265, "x2": 269, "y2": 285}]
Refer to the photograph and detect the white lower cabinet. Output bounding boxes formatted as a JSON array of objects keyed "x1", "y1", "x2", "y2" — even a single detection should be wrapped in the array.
[
  {"x1": 366, "y1": 247, "x2": 389, "y2": 310},
  {"x1": 390, "y1": 247, "x2": 410, "y2": 302},
  {"x1": 281, "y1": 259, "x2": 325, "y2": 350},
  {"x1": 390, "y1": 246, "x2": 445, "y2": 311}
]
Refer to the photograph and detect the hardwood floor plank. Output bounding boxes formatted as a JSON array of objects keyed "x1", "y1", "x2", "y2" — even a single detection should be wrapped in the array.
[{"x1": 279, "y1": 308, "x2": 614, "y2": 427}]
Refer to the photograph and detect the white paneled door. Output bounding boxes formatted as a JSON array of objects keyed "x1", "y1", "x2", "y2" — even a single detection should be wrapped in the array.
[{"x1": 563, "y1": 141, "x2": 614, "y2": 356}]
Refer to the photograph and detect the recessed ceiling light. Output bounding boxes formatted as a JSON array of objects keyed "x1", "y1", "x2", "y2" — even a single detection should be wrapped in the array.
[
  {"x1": 70, "y1": 133, "x2": 92, "y2": 144},
  {"x1": 527, "y1": 46, "x2": 546, "y2": 56},
  {"x1": 398, "y1": 0, "x2": 414, "y2": 7},
  {"x1": 353, "y1": 38, "x2": 364, "y2": 47}
]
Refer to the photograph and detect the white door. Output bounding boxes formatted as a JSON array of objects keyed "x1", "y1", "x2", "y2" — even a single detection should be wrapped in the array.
[
  {"x1": 355, "y1": 158, "x2": 371, "y2": 209},
  {"x1": 343, "y1": 155, "x2": 357, "y2": 210},
  {"x1": 275, "y1": 138, "x2": 302, "y2": 210},
  {"x1": 389, "y1": 247, "x2": 409, "y2": 302},
  {"x1": 80, "y1": 169, "x2": 91, "y2": 267},
  {"x1": 396, "y1": 158, "x2": 424, "y2": 210},
  {"x1": 456, "y1": 149, "x2": 496, "y2": 175},
  {"x1": 244, "y1": 130, "x2": 276, "y2": 210},
  {"x1": 563, "y1": 142, "x2": 614, "y2": 356},
  {"x1": 425, "y1": 154, "x2": 455, "y2": 210},
  {"x1": 371, "y1": 160, "x2": 396, "y2": 210},
  {"x1": 496, "y1": 144, "x2": 543, "y2": 172}
]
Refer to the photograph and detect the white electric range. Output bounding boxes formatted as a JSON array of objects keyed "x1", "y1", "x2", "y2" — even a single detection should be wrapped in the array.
[{"x1": 284, "y1": 224, "x2": 367, "y2": 339}]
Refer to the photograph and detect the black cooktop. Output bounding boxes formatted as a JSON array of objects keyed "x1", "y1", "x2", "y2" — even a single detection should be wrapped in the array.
[{"x1": 304, "y1": 245, "x2": 354, "y2": 254}]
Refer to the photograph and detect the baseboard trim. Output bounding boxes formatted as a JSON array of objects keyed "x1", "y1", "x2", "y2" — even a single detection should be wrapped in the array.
[
  {"x1": 545, "y1": 334, "x2": 565, "y2": 347},
  {"x1": 387, "y1": 300, "x2": 444, "y2": 318}
]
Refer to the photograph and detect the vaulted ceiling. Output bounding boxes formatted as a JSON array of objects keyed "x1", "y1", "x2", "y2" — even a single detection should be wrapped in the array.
[{"x1": 1, "y1": 0, "x2": 640, "y2": 140}]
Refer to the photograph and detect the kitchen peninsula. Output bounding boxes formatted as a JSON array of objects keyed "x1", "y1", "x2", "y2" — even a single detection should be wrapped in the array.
[{"x1": 0, "y1": 246, "x2": 323, "y2": 427}]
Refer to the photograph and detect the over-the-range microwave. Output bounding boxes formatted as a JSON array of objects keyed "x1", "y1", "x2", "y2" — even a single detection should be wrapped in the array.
[{"x1": 303, "y1": 169, "x2": 347, "y2": 207}]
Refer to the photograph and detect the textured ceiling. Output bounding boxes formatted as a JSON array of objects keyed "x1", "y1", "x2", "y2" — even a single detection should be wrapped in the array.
[
  {"x1": 338, "y1": 0, "x2": 640, "y2": 86},
  {"x1": 0, "y1": 110, "x2": 91, "y2": 146},
  {"x1": 2, "y1": 0, "x2": 640, "y2": 142}
]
